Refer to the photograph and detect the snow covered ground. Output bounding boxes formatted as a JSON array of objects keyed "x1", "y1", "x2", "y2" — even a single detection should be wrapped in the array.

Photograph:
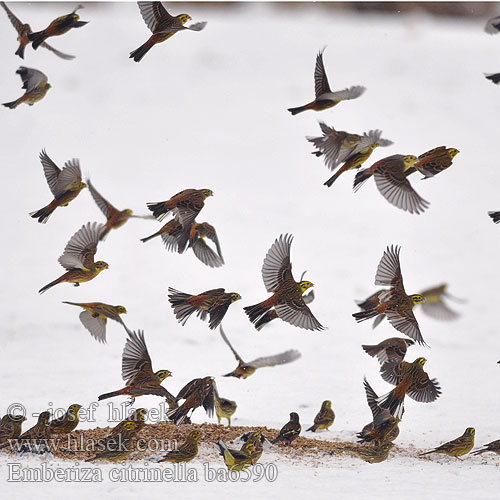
[{"x1": 1, "y1": 2, "x2": 500, "y2": 498}]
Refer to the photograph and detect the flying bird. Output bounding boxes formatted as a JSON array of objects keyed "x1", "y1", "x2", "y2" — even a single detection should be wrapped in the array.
[{"x1": 3, "y1": 67, "x2": 51, "y2": 109}]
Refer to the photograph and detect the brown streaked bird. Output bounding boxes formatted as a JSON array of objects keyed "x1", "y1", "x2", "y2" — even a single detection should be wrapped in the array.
[
  {"x1": 1, "y1": 2, "x2": 75, "y2": 59},
  {"x1": 377, "y1": 357, "x2": 441, "y2": 419},
  {"x1": 244, "y1": 234, "x2": 324, "y2": 331},
  {"x1": 288, "y1": 48, "x2": 365, "y2": 115},
  {"x1": 130, "y1": 1, "x2": 207, "y2": 62},
  {"x1": 271, "y1": 412, "x2": 301, "y2": 444},
  {"x1": 141, "y1": 218, "x2": 184, "y2": 250},
  {"x1": 89, "y1": 421, "x2": 138, "y2": 462},
  {"x1": 147, "y1": 188, "x2": 213, "y2": 227},
  {"x1": 168, "y1": 287, "x2": 241, "y2": 330},
  {"x1": 30, "y1": 150, "x2": 86, "y2": 223},
  {"x1": 353, "y1": 245, "x2": 426, "y2": 345},
  {"x1": 353, "y1": 442, "x2": 393, "y2": 464},
  {"x1": 3, "y1": 66, "x2": 51, "y2": 109},
  {"x1": 220, "y1": 326, "x2": 301, "y2": 379},
  {"x1": 0, "y1": 414, "x2": 27, "y2": 446},
  {"x1": 405, "y1": 146, "x2": 459, "y2": 179},
  {"x1": 27, "y1": 4, "x2": 88, "y2": 50},
  {"x1": 98, "y1": 329, "x2": 176, "y2": 407},
  {"x1": 362, "y1": 338, "x2": 415, "y2": 365},
  {"x1": 87, "y1": 180, "x2": 139, "y2": 241},
  {"x1": 214, "y1": 393, "x2": 237, "y2": 426},
  {"x1": 38, "y1": 222, "x2": 108, "y2": 294},
  {"x1": 158, "y1": 430, "x2": 202, "y2": 463},
  {"x1": 0, "y1": 411, "x2": 52, "y2": 450},
  {"x1": 167, "y1": 376, "x2": 217, "y2": 425},
  {"x1": 239, "y1": 431, "x2": 265, "y2": 465},
  {"x1": 48, "y1": 404, "x2": 81, "y2": 435},
  {"x1": 472, "y1": 438, "x2": 500, "y2": 456},
  {"x1": 420, "y1": 428, "x2": 475, "y2": 459},
  {"x1": 357, "y1": 378, "x2": 400, "y2": 445},
  {"x1": 307, "y1": 124, "x2": 393, "y2": 187},
  {"x1": 353, "y1": 154, "x2": 429, "y2": 214},
  {"x1": 100, "y1": 408, "x2": 147, "y2": 445},
  {"x1": 63, "y1": 301, "x2": 130, "y2": 343},
  {"x1": 306, "y1": 400, "x2": 335, "y2": 432},
  {"x1": 214, "y1": 440, "x2": 255, "y2": 471}
]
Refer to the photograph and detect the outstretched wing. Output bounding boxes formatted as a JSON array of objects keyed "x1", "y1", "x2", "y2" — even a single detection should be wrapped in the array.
[
  {"x1": 79, "y1": 311, "x2": 107, "y2": 344},
  {"x1": 1, "y1": 1, "x2": 24, "y2": 34},
  {"x1": 138, "y1": 1, "x2": 172, "y2": 32},
  {"x1": 17, "y1": 66, "x2": 46, "y2": 92},
  {"x1": 386, "y1": 310, "x2": 425, "y2": 345},
  {"x1": 87, "y1": 180, "x2": 119, "y2": 219},
  {"x1": 363, "y1": 377, "x2": 381, "y2": 419},
  {"x1": 314, "y1": 49, "x2": 331, "y2": 98},
  {"x1": 58, "y1": 222, "x2": 104, "y2": 271},
  {"x1": 41, "y1": 41, "x2": 75, "y2": 60},
  {"x1": 407, "y1": 375, "x2": 441, "y2": 403},
  {"x1": 219, "y1": 326, "x2": 244, "y2": 363},
  {"x1": 53, "y1": 159, "x2": 82, "y2": 197},
  {"x1": 121, "y1": 330, "x2": 153, "y2": 384},
  {"x1": 261, "y1": 234, "x2": 294, "y2": 293},
  {"x1": 39, "y1": 149, "x2": 61, "y2": 196},
  {"x1": 275, "y1": 299, "x2": 324, "y2": 331},
  {"x1": 375, "y1": 245, "x2": 405, "y2": 292},
  {"x1": 196, "y1": 223, "x2": 224, "y2": 261},
  {"x1": 247, "y1": 349, "x2": 301, "y2": 368}
]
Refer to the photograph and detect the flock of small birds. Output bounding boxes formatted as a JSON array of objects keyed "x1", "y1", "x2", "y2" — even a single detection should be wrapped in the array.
[{"x1": 2, "y1": 2, "x2": 500, "y2": 470}]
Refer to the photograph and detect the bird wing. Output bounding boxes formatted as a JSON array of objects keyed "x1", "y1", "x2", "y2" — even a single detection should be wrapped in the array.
[
  {"x1": 261, "y1": 233, "x2": 294, "y2": 293},
  {"x1": 307, "y1": 129, "x2": 348, "y2": 172},
  {"x1": 40, "y1": 41, "x2": 75, "y2": 60},
  {"x1": 184, "y1": 21, "x2": 207, "y2": 31},
  {"x1": 202, "y1": 379, "x2": 216, "y2": 417},
  {"x1": 275, "y1": 299, "x2": 324, "y2": 331},
  {"x1": 191, "y1": 238, "x2": 224, "y2": 268},
  {"x1": 379, "y1": 361, "x2": 406, "y2": 386},
  {"x1": 407, "y1": 375, "x2": 441, "y2": 403},
  {"x1": 314, "y1": 49, "x2": 331, "y2": 98},
  {"x1": 420, "y1": 300, "x2": 460, "y2": 321},
  {"x1": 121, "y1": 330, "x2": 154, "y2": 384},
  {"x1": 1, "y1": 1, "x2": 24, "y2": 34},
  {"x1": 137, "y1": 1, "x2": 172, "y2": 32},
  {"x1": 386, "y1": 310, "x2": 425, "y2": 345},
  {"x1": 374, "y1": 167, "x2": 430, "y2": 215},
  {"x1": 17, "y1": 66, "x2": 46, "y2": 93},
  {"x1": 320, "y1": 86, "x2": 366, "y2": 102},
  {"x1": 196, "y1": 223, "x2": 224, "y2": 261},
  {"x1": 79, "y1": 311, "x2": 107, "y2": 343},
  {"x1": 374, "y1": 245, "x2": 405, "y2": 292},
  {"x1": 485, "y1": 15, "x2": 500, "y2": 34},
  {"x1": 176, "y1": 378, "x2": 201, "y2": 400},
  {"x1": 247, "y1": 349, "x2": 301, "y2": 368},
  {"x1": 53, "y1": 159, "x2": 82, "y2": 197},
  {"x1": 219, "y1": 326, "x2": 244, "y2": 363},
  {"x1": 39, "y1": 149, "x2": 61, "y2": 196},
  {"x1": 87, "y1": 180, "x2": 119, "y2": 219},
  {"x1": 58, "y1": 222, "x2": 104, "y2": 271},
  {"x1": 363, "y1": 377, "x2": 381, "y2": 419}
]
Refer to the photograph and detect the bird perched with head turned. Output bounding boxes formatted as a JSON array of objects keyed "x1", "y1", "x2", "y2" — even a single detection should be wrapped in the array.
[
  {"x1": 89, "y1": 421, "x2": 138, "y2": 462},
  {"x1": 168, "y1": 287, "x2": 241, "y2": 330},
  {"x1": 306, "y1": 400, "x2": 335, "y2": 432},
  {"x1": 214, "y1": 440, "x2": 256, "y2": 471},
  {"x1": 30, "y1": 150, "x2": 86, "y2": 224},
  {"x1": 244, "y1": 234, "x2": 324, "y2": 331},
  {"x1": 420, "y1": 428, "x2": 475, "y2": 459},
  {"x1": 28, "y1": 4, "x2": 87, "y2": 50},
  {"x1": 288, "y1": 48, "x2": 365, "y2": 115},
  {"x1": 220, "y1": 326, "x2": 301, "y2": 379},
  {"x1": 272, "y1": 412, "x2": 301, "y2": 444},
  {"x1": 0, "y1": 2, "x2": 75, "y2": 59},
  {"x1": 0, "y1": 414, "x2": 27, "y2": 445},
  {"x1": 353, "y1": 245, "x2": 426, "y2": 345},
  {"x1": 0, "y1": 411, "x2": 52, "y2": 450},
  {"x1": 214, "y1": 393, "x2": 237, "y2": 426},
  {"x1": 362, "y1": 338, "x2": 415, "y2": 365},
  {"x1": 98, "y1": 330, "x2": 176, "y2": 407},
  {"x1": 158, "y1": 430, "x2": 202, "y2": 463},
  {"x1": 130, "y1": 1, "x2": 207, "y2": 62},
  {"x1": 307, "y1": 124, "x2": 393, "y2": 187},
  {"x1": 472, "y1": 438, "x2": 500, "y2": 456},
  {"x1": 87, "y1": 180, "x2": 146, "y2": 241},
  {"x1": 377, "y1": 357, "x2": 441, "y2": 419},
  {"x1": 147, "y1": 188, "x2": 213, "y2": 229},
  {"x1": 62, "y1": 301, "x2": 130, "y2": 343},
  {"x1": 357, "y1": 378, "x2": 400, "y2": 445},
  {"x1": 3, "y1": 66, "x2": 51, "y2": 109},
  {"x1": 405, "y1": 146, "x2": 459, "y2": 179},
  {"x1": 354, "y1": 154, "x2": 429, "y2": 214},
  {"x1": 48, "y1": 404, "x2": 81, "y2": 435},
  {"x1": 39, "y1": 222, "x2": 108, "y2": 294},
  {"x1": 167, "y1": 376, "x2": 217, "y2": 424}
]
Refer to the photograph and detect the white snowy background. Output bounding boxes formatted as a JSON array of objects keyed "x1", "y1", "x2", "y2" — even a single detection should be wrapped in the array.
[{"x1": 1, "y1": 1, "x2": 500, "y2": 498}]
